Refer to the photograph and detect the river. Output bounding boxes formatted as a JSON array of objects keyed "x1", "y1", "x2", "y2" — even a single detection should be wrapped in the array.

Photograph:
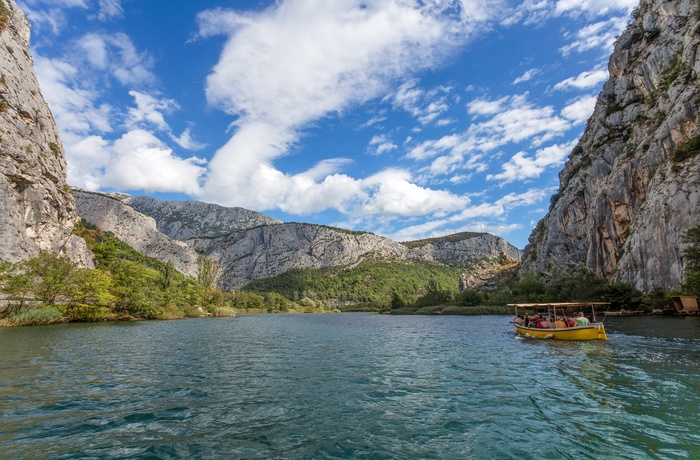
[{"x1": 1, "y1": 314, "x2": 699, "y2": 459}]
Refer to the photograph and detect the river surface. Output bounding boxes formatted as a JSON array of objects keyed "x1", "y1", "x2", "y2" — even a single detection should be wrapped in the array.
[{"x1": 1, "y1": 314, "x2": 699, "y2": 459}]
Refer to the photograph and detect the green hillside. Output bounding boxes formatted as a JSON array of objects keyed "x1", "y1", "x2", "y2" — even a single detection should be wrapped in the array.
[{"x1": 242, "y1": 261, "x2": 466, "y2": 306}]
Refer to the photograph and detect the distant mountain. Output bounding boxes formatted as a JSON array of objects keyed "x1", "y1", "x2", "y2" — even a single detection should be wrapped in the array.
[
  {"x1": 73, "y1": 190, "x2": 521, "y2": 291},
  {"x1": 125, "y1": 195, "x2": 282, "y2": 240},
  {"x1": 522, "y1": 0, "x2": 700, "y2": 292}
]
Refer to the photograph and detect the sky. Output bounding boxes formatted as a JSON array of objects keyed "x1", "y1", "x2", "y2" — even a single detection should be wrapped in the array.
[{"x1": 19, "y1": 0, "x2": 637, "y2": 249}]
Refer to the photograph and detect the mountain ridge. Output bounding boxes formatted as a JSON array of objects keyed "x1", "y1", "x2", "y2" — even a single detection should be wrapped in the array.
[{"x1": 73, "y1": 189, "x2": 521, "y2": 290}]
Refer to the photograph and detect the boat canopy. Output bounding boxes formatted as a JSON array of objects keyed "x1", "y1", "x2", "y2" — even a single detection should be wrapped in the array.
[{"x1": 508, "y1": 302, "x2": 610, "y2": 308}]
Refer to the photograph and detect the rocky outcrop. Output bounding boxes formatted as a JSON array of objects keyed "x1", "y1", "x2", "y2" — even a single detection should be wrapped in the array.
[
  {"x1": 125, "y1": 195, "x2": 282, "y2": 240},
  {"x1": 0, "y1": 0, "x2": 90, "y2": 265},
  {"x1": 73, "y1": 190, "x2": 198, "y2": 277},
  {"x1": 522, "y1": 0, "x2": 700, "y2": 292},
  {"x1": 459, "y1": 259, "x2": 520, "y2": 291},
  {"x1": 406, "y1": 232, "x2": 521, "y2": 265}
]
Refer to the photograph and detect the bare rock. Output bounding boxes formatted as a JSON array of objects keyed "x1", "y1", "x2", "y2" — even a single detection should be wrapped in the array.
[
  {"x1": 0, "y1": 0, "x2": 90, "y2": 266},
  {"x1": 522, "y1": 0, "x2": 700, "y2": 292}
]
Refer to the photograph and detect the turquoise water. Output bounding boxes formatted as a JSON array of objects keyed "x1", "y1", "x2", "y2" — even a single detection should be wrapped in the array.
[{"x1": 1, "y1": 314, "x2": 699, "y2": 459}]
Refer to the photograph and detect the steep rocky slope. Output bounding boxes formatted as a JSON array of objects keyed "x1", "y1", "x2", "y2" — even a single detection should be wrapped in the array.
[
  {"x1": 522, "y1": 0, "x2": 700, "y2": 292},
  {"x1": 73, "y1": 190, "x2": 199, "y2": 277},
  {"x1": 0, "y1": 0, "x2": 89, "y2": 265},
  {"x1": 191, "y1": 226, "x2": 521, "y2": 291},
  {"x1": 190, "y1": 224, "x2": 411, "y2": 291},
  {"x1": 125, "y1": 196, "x2": 282, "y2": 240},
  {"x1": 405, "y1": 232, "x2": 521, "y2": 265},
  {"x1": 73, "y1": 190, "x2": 521, "y2": 290}
]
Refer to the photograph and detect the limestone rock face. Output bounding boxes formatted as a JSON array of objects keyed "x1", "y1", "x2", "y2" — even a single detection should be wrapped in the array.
[
  {"x1": 125, "y1": 196, "x2": 282, "y2": 240},
  {"x1": 73, "y1": 190, "x2": 199, "y2": 277},
  {"x1": 521, "y1": 0, "x2": 700, "y2": 292},
  {"x1": 407, "y1": 233, "x2": 521, "y2": 265},
  {"x1": 190, "y1": 224, "x2": 412, "y2": 291},
  {"x1": 0, "y1": 0, "x2": 89, "y2": 265}
]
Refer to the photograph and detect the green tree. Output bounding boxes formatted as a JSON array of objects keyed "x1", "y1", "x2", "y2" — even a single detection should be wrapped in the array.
[
  {"x1": 24, "y1": 251, "x2": 77, "y2": 305},
  {"x1": 0, "y1": 261, "x2": 31, "y2": 315},
  {"x1": 390, "y1": 291, "x2": 407, "y2": 309},
  {"x1": 197, "y1": 255, "x2": 217, "y2": 291},
  {"x1": 109, "y1": 259, "x2": 163, "y2": 318},
  {"x1": 71, "y1": 268, "x2": 115, "y2": 307},
  {"x1": 456, "y1": 289, "x2": 483, "y2": 306}
]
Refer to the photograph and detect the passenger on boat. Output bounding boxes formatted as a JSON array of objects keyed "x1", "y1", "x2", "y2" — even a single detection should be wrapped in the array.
[
  {"x1": 540, "y1": 317, "x2": 551, "y2": 328},
  {"x1": 553, "y1": 317, "x2": 567, "y2": 328},
  {"x1": 574, "y1": 312, "x2": 590, "y2": 326},
  {"x1": 524, "y1": 314, "x2": 532, "y2": 327},
  {"x1": 514, "y1": 315, "x2": 525, "y2": 326}
]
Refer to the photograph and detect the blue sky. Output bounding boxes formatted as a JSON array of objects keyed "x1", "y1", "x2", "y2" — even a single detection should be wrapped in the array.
[{"x1": 20, "y1": 0, "x2": 636, "y2": 248}]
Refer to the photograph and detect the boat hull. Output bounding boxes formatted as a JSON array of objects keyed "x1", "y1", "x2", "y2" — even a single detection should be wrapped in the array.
[{"x1": 515, "y1": 324, "x2": 607, "y2": 340}]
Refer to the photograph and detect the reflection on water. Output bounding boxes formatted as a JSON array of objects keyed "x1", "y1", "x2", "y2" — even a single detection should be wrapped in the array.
[{"x1": 0, "y1": 314, "x2": 699, "y2": 459}]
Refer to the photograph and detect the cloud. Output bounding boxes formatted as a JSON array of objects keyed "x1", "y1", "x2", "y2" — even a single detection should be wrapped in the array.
[
  {"x1": 385, "y1": 187, "x2": 551, "y2": 241},
  {"x1": 561, "y1": 95, "x2": 597, "y2": 125},
  {"x1": 171, "y1": 127, "x2": 207, "y2": 151},
  {"x1": 368, "y1": 134, "x2": 397, "y2": 155},
  {"x1": 389, "y1": 79, "x2": 453, "y2": 125},
  {"x1": 357, "y1": 169, "x2": 468, "y2": 217},
  {"x1": 197, "y1": 0, "x2": 504, "y2": 215},
  {"x1": 78, "y1": 33, "x2": 156, "y2": 86},
  {"x1": 554, "y1": 68, "x2": 608, "y2": 90},
  {"x1": 486, "y1": 141, "x2": 576, "y2": 183},
  {"x1": 555, "y1": 0, "x2": 637, "y2": 16},
  {"x1": 560, "y1": 16, "x2": 629, "y2": 56},
  {"x1": 65, "y1": 130, "x2": 206, "y2": 194},
  {"x1": 502, "y1": 0, "x2": 633, "y2": 28},
  {"x1": 34, "y1": 51, "x2": 208, "y2": 195},
  {"x1": 35, "y1": 55, "x2": 113, "y2": 135},
  {"x1": 102, "y1": 130, "x2": 206, "y2": 194},
  {"x1": 513, "y1": 68, "x2": 541, "y2": 84},
  {"x1": 408, "y1": 94, "x2": 573, "y2": 179},
  {"x1": 96, "y1": 0, "x2": 123, "y2": 21},
  {"x1": 126, "y1": 90, "x2": 177, "y2": 131}
]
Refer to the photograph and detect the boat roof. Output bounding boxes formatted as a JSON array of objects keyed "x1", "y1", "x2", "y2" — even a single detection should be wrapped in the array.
[{"x1": 508, "y1": 302, "x2": 611, "y2": 307}]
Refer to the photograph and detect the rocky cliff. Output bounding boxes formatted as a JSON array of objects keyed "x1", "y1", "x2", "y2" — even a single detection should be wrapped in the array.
[
  {"x1": 73, "y1": 190, "x2": 521, "y2": 290},
  {"x1": 406, "y1": 232, "x2": 521, "y2": 265},
  {"x1": 521, "y1": 0, "x2": 700, "y2": 292},
  {"x1": 190, "y1": 224, "x2": 412, "y2": 291},
  {"x1": 125, "y1": 195, "x2": 282, "y2": 240},
  {"x1": 191, "y1": 227, "x2": 521, "y2": 291},
  {"x1": 73, "y1": 189, "x2": 199, "y2": 277},
  {"x1": 0, "y1": 0, "x2": 89, "y2": 265}
]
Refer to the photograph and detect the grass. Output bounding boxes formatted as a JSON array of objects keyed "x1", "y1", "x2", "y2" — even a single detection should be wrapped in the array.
[{"x1": 1, "y1": 307, "x2": 64, "y2": 327}]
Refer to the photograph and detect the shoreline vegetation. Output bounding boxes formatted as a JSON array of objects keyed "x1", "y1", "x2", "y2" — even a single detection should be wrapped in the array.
[{"x1": 2, "y1": 222, "x2": 699, "y2": 327}]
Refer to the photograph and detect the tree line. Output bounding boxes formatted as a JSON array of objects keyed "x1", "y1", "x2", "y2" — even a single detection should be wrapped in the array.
[{"x1": 0, "y1": 221, "x2": 334, "y2": 326}]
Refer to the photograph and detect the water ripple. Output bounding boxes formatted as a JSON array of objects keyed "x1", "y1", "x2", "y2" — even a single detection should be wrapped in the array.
[{"x1": 1, "y1": 315, "x2": 699, "y2": 459}]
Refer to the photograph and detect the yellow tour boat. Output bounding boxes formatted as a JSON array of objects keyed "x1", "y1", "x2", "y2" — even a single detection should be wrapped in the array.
[{"x1": 509, "y1": 302, "x2": 608, "y2": 341}]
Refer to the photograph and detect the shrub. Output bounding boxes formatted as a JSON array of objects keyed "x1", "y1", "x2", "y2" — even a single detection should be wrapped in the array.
[
  {"x1": 62, "y1": 303, "x2": 114, "y2": 322},
  {"x1": 673, "y1": 134, "x2": 700, "y2": 163},
  {"x1": 213, "y1": 307, "x2": 237, "y2": 317}
]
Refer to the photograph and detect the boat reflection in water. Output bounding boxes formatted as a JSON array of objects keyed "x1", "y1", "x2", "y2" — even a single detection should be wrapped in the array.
[{"x1": 509, "y1": 302, "x2": 609, "y2": 341}]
